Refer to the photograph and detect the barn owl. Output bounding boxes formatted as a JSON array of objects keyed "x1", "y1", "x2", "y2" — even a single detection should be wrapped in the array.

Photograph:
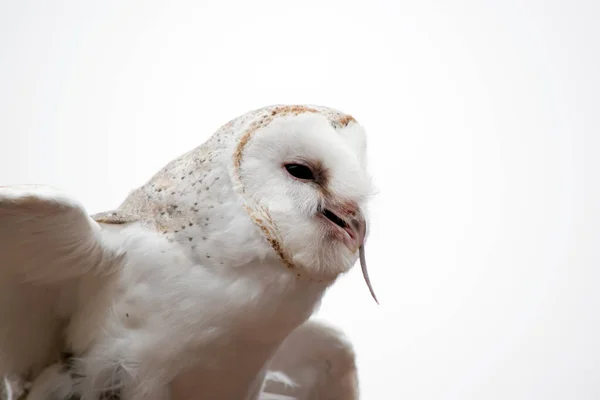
[{"x1": 0, "y1": 104, "x2": 376, "y2": 400}]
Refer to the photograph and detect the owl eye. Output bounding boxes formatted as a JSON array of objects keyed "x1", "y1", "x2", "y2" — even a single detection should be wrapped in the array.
[{"x1": 284, "y1": 163, "x2": 315, "y2": 181}]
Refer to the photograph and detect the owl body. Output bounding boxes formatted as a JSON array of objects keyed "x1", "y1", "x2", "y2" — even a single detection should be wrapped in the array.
[
  {"x1": 0, "y1": 105, "x2": 374, "y2": 400},
  {"x1": 60, "y1": 222, "x2": 324, "y2": 400}
]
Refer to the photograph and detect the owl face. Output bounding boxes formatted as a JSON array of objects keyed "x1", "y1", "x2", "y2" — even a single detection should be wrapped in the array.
[{"x1": 237, "y1": 111, "x2": 373, "y2": 280}]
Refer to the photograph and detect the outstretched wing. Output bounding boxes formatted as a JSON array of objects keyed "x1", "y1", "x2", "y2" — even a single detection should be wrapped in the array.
[
  {"x1": 0, "y1": 185, "x2": 121, "y2": 378},
  {"x1": 261, "y1": 319, "x2": 360, "y2": 400}
]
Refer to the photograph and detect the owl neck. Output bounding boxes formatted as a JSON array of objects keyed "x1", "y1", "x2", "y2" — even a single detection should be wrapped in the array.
[{"x1": 209, "y1": 257, "x2": 333, "y2": 343}]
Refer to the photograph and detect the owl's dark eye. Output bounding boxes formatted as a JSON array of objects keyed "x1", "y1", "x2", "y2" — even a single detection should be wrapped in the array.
[{"x1": 284, "y1": 163, "x2": 315, "y2": 181}]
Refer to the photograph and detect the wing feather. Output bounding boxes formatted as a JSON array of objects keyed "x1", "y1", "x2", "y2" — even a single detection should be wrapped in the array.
[
  {"x1": 0, "y1": 185, "x2": 120, "y2": 377},
  {"x1": 261, "y1": 319, "x2": 359, "y2": 400},
  {"x1": 0, "y1": 185, "x2": 117, "y2": 283}
]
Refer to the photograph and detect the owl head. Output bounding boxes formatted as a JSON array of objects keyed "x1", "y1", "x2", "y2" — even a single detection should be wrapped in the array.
[{"x1": 230, "y1": 105, "x2": 377, "y2": 301}]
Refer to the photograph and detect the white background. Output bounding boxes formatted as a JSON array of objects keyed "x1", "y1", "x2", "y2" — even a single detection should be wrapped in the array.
[{"x1": 1, "y1": 1, "x2": 599, "y2": 399}]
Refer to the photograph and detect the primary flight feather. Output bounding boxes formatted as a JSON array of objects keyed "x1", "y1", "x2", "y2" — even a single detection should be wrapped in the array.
[{"x1": 0, "y1": 104, "x2": 376, "y2": 400}]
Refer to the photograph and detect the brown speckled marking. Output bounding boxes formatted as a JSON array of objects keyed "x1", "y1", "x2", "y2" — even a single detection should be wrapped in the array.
[
  {"x1": 272, "y1": 105, "x2": 320, "y2": 116},
  {"x1": 337, "y1": 114, "x2": 356, "y2": 127},
  {"x1": 242, "y1": 204, "x2": 295, "y2": 270},
  {"x1": 92, "y1": 210, "x2": 140, "y2": 225}
]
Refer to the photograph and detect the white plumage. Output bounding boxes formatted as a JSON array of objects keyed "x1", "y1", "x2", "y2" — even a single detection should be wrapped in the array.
[{"x1": 0, "y1": 104, "x2": 375, "y2": 400}]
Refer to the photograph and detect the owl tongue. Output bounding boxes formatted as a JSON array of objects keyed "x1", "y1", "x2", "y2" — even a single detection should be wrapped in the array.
[{"x1": 359, "y1": 245, "x2": 379, "y2": 304}]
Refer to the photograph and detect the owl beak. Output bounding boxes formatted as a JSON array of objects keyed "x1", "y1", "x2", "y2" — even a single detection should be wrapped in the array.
[
  {"x1": 321, "y1": 206, "x2": 378, "y2": 304},
  {"x1": 342, "y1": 212, "x2": 366, "y2": 253}
]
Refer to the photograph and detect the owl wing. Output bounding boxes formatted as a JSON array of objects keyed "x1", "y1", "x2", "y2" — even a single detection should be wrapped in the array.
[
  {"x1": 260, "y1": 319, "x2": 360, "y2": 400},
  {"x1": 0, "y1": 185, "x2": 121, "y2": 378}
]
